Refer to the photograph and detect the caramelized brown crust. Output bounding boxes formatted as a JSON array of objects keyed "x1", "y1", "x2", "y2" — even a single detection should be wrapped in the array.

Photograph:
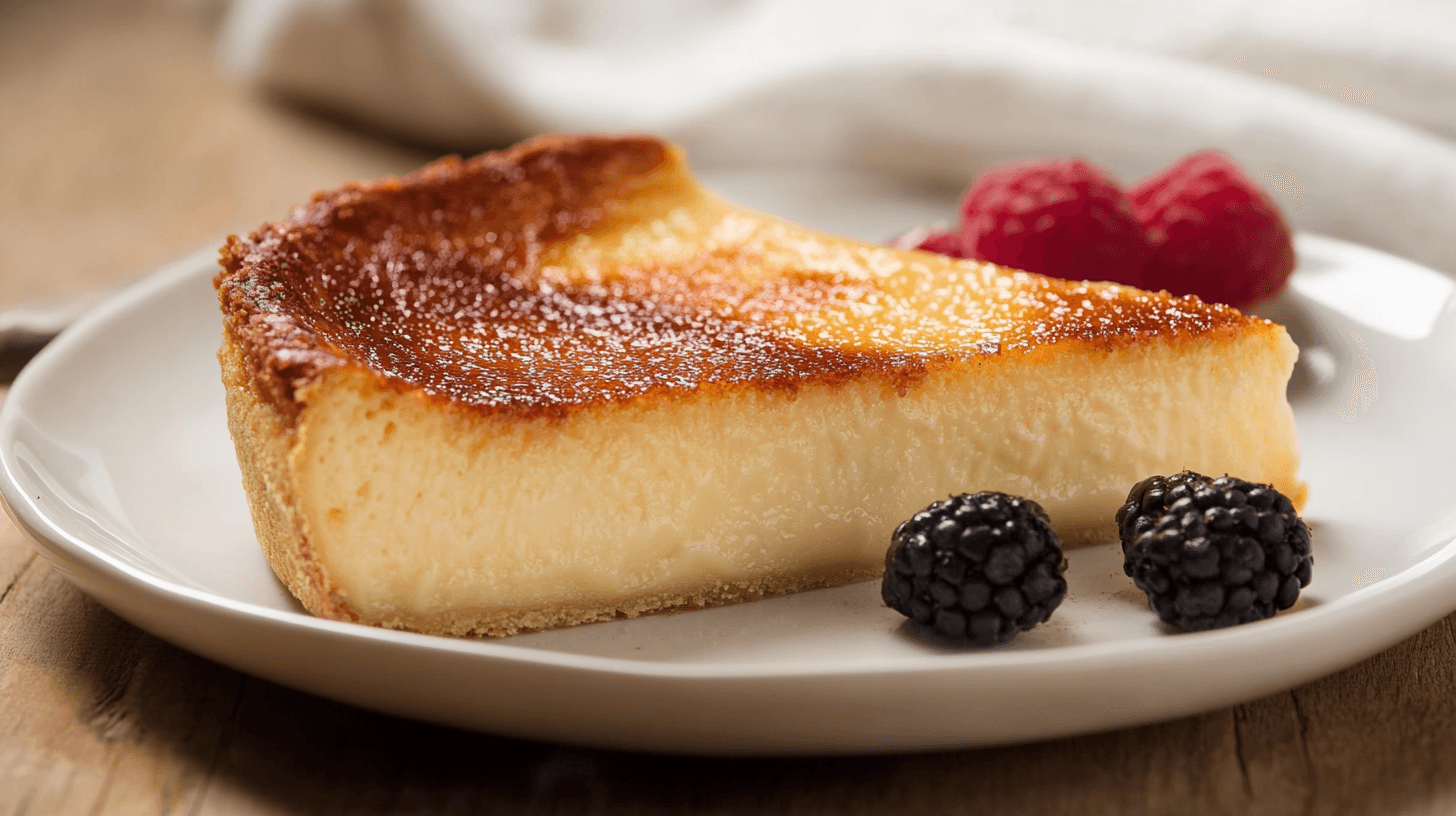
[{"x1": 216, "y1": 134, "x2": 1261, "y2": 424}]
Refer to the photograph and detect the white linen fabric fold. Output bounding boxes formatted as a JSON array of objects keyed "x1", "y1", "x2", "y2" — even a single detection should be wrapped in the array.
[{"x1": 218, "y1": 0, "x2": 1456, "y2": 273}]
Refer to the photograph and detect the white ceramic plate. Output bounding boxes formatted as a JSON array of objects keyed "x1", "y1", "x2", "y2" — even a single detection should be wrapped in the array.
[{"x1": 3, "y1": 171, "x2": 1456, "y2": 756}]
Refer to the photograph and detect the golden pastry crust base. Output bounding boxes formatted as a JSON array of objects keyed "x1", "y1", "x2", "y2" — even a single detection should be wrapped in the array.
[
  {"x1": 355, "y1": 566, "x2": 881, "y2": 639},
  {"x1": 220, "y1": 333, "x2": 345, "y2": 621}
]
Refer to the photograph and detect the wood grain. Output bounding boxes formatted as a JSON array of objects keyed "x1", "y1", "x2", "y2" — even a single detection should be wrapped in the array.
[
  {"x1": 3, "y1": 0, "x2": 1456, "y2": 813},
  {"x1": 5, "y1": 507, "x2": 1456, "y2": 815},
  {"x1": 0, "y1": 0, "x2": 433, "y2": 312}
]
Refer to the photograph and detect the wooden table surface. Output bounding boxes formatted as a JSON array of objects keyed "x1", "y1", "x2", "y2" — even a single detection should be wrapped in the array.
[{"x1": 4, "y1": 1, "x2": 1455, "y2": 813}]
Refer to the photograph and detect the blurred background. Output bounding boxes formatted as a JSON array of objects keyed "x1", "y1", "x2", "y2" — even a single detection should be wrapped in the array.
[
  {"x1": 0, "y1": 0, "x2": 431, "y2": 316},
  {"x1": 4, "y1": 0, "x2": 1454, "y2": 323}
]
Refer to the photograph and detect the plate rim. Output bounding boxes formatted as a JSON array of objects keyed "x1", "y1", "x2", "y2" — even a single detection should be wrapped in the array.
[
  {"x1": 6, "y1": 235, "x2": 1456, "y2": 754},
  {"x1": 2, "y1": 238, "x2": 1455, "y2": 682}
]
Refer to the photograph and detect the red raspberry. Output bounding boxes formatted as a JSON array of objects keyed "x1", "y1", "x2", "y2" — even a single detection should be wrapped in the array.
[
  {"x1": 914, "y1": 229, "x2": 965, "y2": 257},
  {"x1": 889, "y1": 226, "x2": 966, "y2": 257},
  {"x1": 1130, "y1": 151, "x2": 1295, "y2": 310},
  {"x1": 959, "y1": 159, "x2": 1151, "y2": 285}
]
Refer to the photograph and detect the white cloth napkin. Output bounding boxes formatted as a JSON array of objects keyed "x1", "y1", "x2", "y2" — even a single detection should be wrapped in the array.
[{"x1": 218, "y1": 0, "x2": 1456, "y2": 274}]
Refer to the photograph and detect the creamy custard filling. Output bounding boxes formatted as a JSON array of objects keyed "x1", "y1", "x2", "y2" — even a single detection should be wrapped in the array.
[{"x1": 290, "y1": 332, "x2": 1299, "y2": 618}]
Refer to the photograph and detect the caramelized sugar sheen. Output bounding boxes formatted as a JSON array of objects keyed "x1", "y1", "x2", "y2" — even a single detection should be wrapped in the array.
[{"x1": 218, "y1": 135, "x2": 1259, "y2": 423}]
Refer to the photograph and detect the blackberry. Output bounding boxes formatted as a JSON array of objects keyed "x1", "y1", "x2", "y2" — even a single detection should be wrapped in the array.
[
  {"x1": 1116, "y1": 471, "x2": 1312, "y2": 632},
  {"x1": 882, "y1": 492, "x2": 1068, "y2": 645}
]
